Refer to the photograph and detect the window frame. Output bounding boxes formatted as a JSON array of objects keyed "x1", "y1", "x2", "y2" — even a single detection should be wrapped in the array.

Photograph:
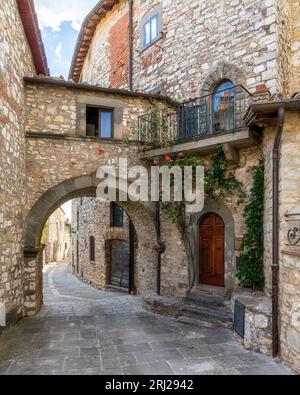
[
  {"x1": 111, "y1": 203, "x2": 124, "y2": 228},
  {"x1": 86, "y1": 105, "x2": 114, "y2": 139},
  {"x1": 211, "y1": 80, "x2": 236, "y2": 133},
  {"x1": 143, "y1": 14, "x2": 159, "y2": 47},
  {"x1": 140, "y1": 5, "x2": 163, "y2": 51}
]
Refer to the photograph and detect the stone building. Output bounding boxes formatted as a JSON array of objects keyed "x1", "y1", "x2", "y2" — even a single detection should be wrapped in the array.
[
  {"x1": 71, "y1": 198, "x2": 131, "y2": 291},
  {"x1": 0, "y1": 0, "x2": 300, "y2": 374},
  {"x1": 42, "y1": 208, "x2": 71, "y2": 265}
]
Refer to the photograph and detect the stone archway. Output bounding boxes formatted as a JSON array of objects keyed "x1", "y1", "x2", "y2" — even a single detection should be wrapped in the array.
[
  {"x1": 24, "y1": 174, "x2": 159, "y2": 316},
  {"x1": 200, "y1": 61, "x2": 247, "y2": 96},
  {"x1": 188, "y1": 199, "x2": 235, "y2": 298}
]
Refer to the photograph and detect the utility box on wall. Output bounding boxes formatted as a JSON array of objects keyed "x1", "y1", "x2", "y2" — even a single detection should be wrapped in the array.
[{"x1": 234, "y1": 300, "x2": 245, "y2": 337}]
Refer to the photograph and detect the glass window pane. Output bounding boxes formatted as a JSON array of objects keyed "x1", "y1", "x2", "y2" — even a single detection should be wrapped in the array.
[
  {"x1": 113, "y1": 204, "x2": 124, "y2": 227},
  {"x1": 144, "y1": 21, "x2": 151, "y2": 46},
  {"x1": 100, "y1": 111, "x2": 112, "y2": 138},
  {"x1": 151, "y1": 15, "x2": 158, "y2": 41},
  {"x1": 213, "y1": 81, "x2": 235, "y2": 132}
]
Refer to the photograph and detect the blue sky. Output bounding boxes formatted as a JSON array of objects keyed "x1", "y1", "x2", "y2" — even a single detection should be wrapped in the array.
[
  {"x1": 34, "y1": 0, "x2": 99, "y2": 78},
  {"x1": 34, "y1": 0, "x2": 99, "y2": 218}
]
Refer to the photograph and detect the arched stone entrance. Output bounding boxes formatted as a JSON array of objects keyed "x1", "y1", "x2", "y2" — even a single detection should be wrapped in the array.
[
  {"x1": 24, "y1": 174, "x2": 160, "y2": 316},
  {"x1": 188, "y1": 199, "x2": 235, "y2": 298},
  {"x1": 199, "y1": 213, "x2": 225, "y2": 287}
]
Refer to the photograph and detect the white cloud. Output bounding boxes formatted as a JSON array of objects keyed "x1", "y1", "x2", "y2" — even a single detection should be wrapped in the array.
[
  {"x1": 34, "y1": 0, "x2": 100, "y2": 32},
  {"x1": 55, "y1": 42, "x2": 62, "y2": 58}
]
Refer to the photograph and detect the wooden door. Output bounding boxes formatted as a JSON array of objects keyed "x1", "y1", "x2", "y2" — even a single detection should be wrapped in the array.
[
  {"x1": 199, "y1": 213, "x2": 225, "y2": 287},
  {"x1": 110, "y1": 240, "x2": 130, "y2": 289}
]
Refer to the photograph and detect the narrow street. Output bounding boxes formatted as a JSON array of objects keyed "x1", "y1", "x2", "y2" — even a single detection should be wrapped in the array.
[{"x1": 0, "y1": 263, "x2": 291, "y2": 375}]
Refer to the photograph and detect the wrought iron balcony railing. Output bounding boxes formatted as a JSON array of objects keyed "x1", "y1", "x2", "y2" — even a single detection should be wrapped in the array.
[{"x1": 138, "y1": 85, "x2": 252, "y2": 146}]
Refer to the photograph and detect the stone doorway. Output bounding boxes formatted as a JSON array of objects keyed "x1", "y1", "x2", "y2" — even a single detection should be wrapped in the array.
[
  {"x1": 199, "y1": 213, "x2": 225, "y2": 287},
  {"x1": 109, "y1": 240, "x2": 130, "y2": 289}
]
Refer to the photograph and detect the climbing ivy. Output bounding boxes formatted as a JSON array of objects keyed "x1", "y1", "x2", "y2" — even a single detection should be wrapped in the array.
[
  {"x1": 236, "y1": 160, "x2": 265, "y2": 289},
  {"x1": 155, "y1": 145, "x2": 245, "y2": 236}
]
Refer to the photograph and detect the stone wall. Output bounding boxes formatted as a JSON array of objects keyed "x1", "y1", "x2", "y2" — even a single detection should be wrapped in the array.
[
  {"x1": 289, "y1": 0, "x2": 300, "y2": 94},
  {"x1": 42, "y1": 208, "x2": 71, "y2": 264},
  {"x1": 0, "y1": 0, "x2": 35, "y2": 321},
  {"x1": 278, "y1": 112, "x2": 300, "y2": 373},
  {"x1": 25, "y1": 81, "x2": 170, "y2": 139},
  {"x1": 71, "y1": 198, "x2": 129, "y2": 290},
  {"x1": 80, "y1": 0, "x2": 280, "y2": 99},
  {"x1": 81, "y1": 1, "x2": 129, "y2": 88}
]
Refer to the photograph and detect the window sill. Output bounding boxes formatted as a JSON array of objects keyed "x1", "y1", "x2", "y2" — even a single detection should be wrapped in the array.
[{"x1": 139, "y1": 33, "x2": 164, "y2": 54}]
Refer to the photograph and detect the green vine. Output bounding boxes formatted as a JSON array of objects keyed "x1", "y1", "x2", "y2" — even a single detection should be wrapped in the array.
[
  {"x1": 236, "y1": 160, "x2": 265, "y2": 289},
  {"x1": 155, "y1": 145, "x2": 245, "y2": 235}
]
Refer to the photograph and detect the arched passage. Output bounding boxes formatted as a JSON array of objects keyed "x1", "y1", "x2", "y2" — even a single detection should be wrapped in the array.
[{"x1": 24, "y1": 174, "x2": 160, "y2": 316}]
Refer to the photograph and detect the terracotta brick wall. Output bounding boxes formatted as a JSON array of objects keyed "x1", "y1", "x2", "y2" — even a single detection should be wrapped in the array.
[{"x1": 109, "y1": 12, "x2": 129, "y2": 88}]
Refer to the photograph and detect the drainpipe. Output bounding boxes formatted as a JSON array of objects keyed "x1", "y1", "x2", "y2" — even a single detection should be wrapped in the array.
[
  {"x1": 128, "y1": 0, "x2": 134, "y2": 91},
  {"x1": 272, "y1": 105, "x2": 285, "y2": 358},
  {"x1": 156, "y1": 202, "x2": 162, "y2": 296}
]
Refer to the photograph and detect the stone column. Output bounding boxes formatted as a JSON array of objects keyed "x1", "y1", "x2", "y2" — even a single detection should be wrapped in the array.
[{"x1": 23, "y1": 246, "x2": 45, "y2": 317}]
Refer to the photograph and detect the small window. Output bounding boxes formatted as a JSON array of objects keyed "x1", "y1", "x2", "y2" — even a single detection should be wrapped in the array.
[
  {"x1": 143, "y1": 15, "x2": 159, "y2": 47},
  {"x1": 86, "y1": 106, "x2": 113, "y2": 138},
  {"x1": 89, "y1": 236, "x2": 95, "y2": 262},
  {"x1": 111, "y1": 203, "x2": 124, "y2": 227}
]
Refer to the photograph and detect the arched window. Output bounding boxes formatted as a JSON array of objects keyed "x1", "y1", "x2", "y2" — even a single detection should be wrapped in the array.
[
  {"x1": 212, "y1": 80, "x2": 235, "y2": 132},
  {"x1": 89, "y1": 236, "x2": 95, "y2": 263}
]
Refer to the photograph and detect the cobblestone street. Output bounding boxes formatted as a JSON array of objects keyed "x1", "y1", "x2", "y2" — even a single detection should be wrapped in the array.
[{"x1": 0, "y1": 263, "x2": 292, "y2": 375}]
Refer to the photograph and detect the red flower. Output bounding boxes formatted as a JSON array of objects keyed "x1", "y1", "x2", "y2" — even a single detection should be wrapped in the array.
[
  {"x1": 165, "y1": 156, "x2": 172, "y2": 162},
  {"x1": 204, "y1": 165, "x2": 209, "y2": 171},
  {"x1": 98, "y1": 148, "x2": 105, "y2": 154}
]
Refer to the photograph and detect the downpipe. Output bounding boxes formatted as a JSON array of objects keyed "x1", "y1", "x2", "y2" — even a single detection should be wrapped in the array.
[
  {"x1": 128, "y1": 0, "x2": 134, "y2": 91},
  {"x1": 272, "y1": 105, "x2": 285, "y2": 358}
]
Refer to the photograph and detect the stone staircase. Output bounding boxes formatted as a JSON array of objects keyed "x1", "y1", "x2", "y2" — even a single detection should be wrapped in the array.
[
  {"x1": 144, "y1": 291, "x2": 233, "y2": 329},
  {"x1": 177, "y1": 296, "x2": 233, "y2": 329}
]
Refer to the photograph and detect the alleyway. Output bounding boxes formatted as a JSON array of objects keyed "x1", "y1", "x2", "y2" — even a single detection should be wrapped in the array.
[{"x1": 0, "y1": 263, "x2": 292, "y2": 375}]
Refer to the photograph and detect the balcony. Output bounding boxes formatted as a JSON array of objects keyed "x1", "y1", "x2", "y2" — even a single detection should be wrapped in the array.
[{"x1": 138, "y1": 85, "x2": 258, "y2": 158}]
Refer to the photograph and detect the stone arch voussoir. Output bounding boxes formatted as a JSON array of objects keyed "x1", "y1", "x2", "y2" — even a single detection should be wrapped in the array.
[
  {"x1": 200, "y1": 61, "x2": 247, "y2": 96},
  {"x1": 24, "y1": 174, "x2": 160, "y2": 316}
]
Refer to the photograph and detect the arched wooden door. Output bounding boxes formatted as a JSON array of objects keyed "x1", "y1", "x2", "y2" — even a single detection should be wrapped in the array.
[{"x1": 199, "y1": 213, "x2": 225, "y2": 287}]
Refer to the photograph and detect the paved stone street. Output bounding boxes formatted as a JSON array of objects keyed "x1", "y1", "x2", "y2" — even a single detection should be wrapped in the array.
[{"x1": 0, "y1": 263, "x2": 292, "y2": 375}]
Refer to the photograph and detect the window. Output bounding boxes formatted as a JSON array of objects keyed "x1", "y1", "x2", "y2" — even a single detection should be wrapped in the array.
[
  {"x1": 143, "y1": 15, "x2": 159, "y2": 47},
  {"x1": 212, "y1": 80, "x2": 235, "y2": 132},
  {"x1": 89, "y1": 236, "x2": 95, "y2": 262},
  {"x1": 111, "y1": 203, "x2": 124, "y2": 227},
  {"x1": 86, "y1": 106, "x2": 113, "y2": 138},
  {"x1": 140, "y1": 6, "x2": 162, "y2": 50}
]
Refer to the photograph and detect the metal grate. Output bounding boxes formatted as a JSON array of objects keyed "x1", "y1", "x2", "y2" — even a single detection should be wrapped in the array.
[{"x1": 234, "y1": 300, "x2": 245, "y2": 337}]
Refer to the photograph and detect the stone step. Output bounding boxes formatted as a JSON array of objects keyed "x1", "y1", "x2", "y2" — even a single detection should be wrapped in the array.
[
  {"x1": 185, "y1": 292, "x2": 226, "y2": 307},
  {"x1": 180, "y1": 305, "x2": 233, "y2": 328},
  {"x1": 176, "y1": 315, "x2": 219, "y2": 328},
  {"x1": 105, "y1": 285, "x2": 129, "y2": 294}
]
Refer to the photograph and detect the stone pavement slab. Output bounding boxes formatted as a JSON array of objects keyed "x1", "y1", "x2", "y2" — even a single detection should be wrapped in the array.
[{"x1": 0, "y1": 262, "x2": 293, "y2": 376}]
